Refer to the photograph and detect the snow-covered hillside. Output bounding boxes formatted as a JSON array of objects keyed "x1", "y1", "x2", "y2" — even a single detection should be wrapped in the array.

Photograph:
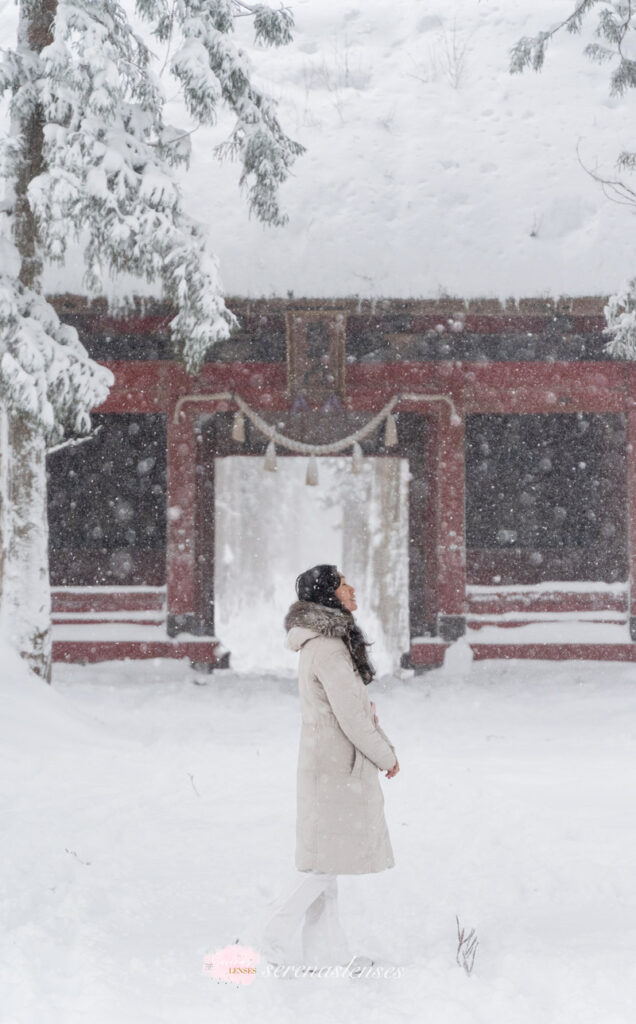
[
  {"x1": 187, "y1": 0, "x2": 636, "y2": 301},
  {"x1": 1, "y1": 0, "x2": 629, "y2": 303}
]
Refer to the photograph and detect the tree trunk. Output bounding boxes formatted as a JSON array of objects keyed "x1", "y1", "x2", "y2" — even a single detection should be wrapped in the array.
[
  {"x1": 0, "y1": 404, "x2": 8, "y2": 623},
  {"x1": 4, "y1": 417, "x2": 52, "y2": 681},
  {"x1": 0, "y1": 0, "x2": 57, "y2": 682}
]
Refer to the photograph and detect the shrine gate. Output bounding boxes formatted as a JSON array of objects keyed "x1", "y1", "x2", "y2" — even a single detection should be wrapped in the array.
[{"x1": 47, "y1": 295, "x2": 636, "y2": 669}]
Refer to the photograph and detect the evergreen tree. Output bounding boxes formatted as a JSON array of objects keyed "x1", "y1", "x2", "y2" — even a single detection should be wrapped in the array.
[
  {"x1": 510, "y1": 1, "x2": 636, "y2": 359},
  {"x1": 0, "y1": 0, "x2": 304, "y2": 679}
]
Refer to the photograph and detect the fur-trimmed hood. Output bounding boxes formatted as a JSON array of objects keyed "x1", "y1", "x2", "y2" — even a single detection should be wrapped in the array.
[{"x1": 284, "y1": 600, "x2": 351, "y2": 652}]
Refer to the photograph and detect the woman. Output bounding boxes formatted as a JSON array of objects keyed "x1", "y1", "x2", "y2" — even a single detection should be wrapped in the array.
[{"x1": 257, "y1": 564, "x2": 400, "y2": 969}]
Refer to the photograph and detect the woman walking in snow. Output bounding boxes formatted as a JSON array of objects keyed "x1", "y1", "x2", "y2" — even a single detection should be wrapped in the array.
[{"x1": 257, "y1": 564, "x2": 400, "y2": 970}]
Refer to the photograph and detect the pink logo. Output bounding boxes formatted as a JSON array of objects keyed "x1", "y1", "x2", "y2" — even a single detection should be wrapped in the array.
[{"x1": 202, "y1": 944, "x2": 260, "y2": 986}]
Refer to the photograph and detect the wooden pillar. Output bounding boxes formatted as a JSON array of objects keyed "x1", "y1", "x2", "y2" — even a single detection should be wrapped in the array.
[
  {"x1": 398, "y1": 414, "x2": 432, "y2": 656},
  {"x1": 166, "y1": 407, "x2": 198, "y2": 635},
  {"x1": 435, "y1": 407, "x2": 467, "y2": 640},
  {"x1": 421, "y1": 413, "x2": 439, "y2": 635},
  {"x1": 628, "y1": 407, "x2": 636, "y2": 641},
  {"x1": 194, "y1": 418, "x2": 216, "y2": 635}
]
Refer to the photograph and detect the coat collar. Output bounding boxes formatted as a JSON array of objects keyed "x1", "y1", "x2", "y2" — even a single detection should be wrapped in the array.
[{"x1": 284, "y1": 600, "x2": 351, "y2": 652}]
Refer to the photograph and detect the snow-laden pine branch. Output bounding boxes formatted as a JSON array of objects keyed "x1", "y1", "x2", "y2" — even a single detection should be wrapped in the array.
[
  {"x1": 510, "y1": 0, "x2": 636, "y2": 359},
  {"x1": 0, "y1": 0, "x2": 304, "y2": 407},
  {"x1": 0, "y1": 246, "x2": 114, "y2": 444}
]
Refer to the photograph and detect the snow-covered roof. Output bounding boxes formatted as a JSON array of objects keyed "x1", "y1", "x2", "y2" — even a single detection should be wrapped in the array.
[{"x1": 4, "y1": 0, "x2": 636, "y2": 302}]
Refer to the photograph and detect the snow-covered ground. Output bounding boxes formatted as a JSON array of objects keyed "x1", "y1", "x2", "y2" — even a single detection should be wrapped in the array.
[{"x1": 4, "y1": 639, "x2": 636, "y2": 1023}]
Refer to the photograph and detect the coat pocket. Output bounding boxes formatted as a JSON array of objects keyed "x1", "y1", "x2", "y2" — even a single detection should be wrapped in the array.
[{"x1": 350, "y1": 747, "x2": 364, "y2": 777}]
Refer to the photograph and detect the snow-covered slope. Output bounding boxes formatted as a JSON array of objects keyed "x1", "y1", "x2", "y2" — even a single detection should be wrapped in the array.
[
  {"x1": 49, "y1": 1, "x2": 636, "y2": 302},
  {"x1": 2, "y1": 0, "x2": 635, "y2": 302}
]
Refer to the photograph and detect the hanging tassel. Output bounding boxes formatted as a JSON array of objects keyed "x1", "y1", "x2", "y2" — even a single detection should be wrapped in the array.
[
  {"x1": 351, "y1": 441, "x2": 363, "y2": 474},
  {"x1": 231, "y1": 410, "x2": 245, "y2": 443},
  {"x1": 306, "y1": 455, "x2": 319, "y2": 486},
  {"x1": 264, "y1": 440, "x2": 277, "y2": 471},
  {"x1": 384, "y1": 412, "x2": 398, "y2": 447},
  {"x1": 321, "y1": 393, "x2": 344, "y2": 416},
  {"x1": 291, "y1": 392, "x2": 310, "y2": 416}
]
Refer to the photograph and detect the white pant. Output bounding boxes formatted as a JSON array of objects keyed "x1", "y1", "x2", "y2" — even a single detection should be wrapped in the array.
[{"x1": 257, "y1": 869, "x2": 353, "y2": 966}]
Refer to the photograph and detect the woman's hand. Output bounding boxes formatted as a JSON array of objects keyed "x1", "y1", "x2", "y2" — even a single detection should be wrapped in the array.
[{"x1": 385, "y1": 757, "x2": 400, "y2": 779}]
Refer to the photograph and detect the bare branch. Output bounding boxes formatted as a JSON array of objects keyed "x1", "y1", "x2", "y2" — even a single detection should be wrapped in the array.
[
  {"x1": 158, "y1": 0, "x2": 178, "y2": 77},
  {"x1": 576, "y1": 140, "x2": 636, "y2": 206},
  {"x1": 47, "y1": 425, "x2": 103, "y2": 455}
]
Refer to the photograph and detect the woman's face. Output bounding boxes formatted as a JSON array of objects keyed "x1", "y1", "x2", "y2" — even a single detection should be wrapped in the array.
[{"x1": 334, "y1": 572, "x2": 357, "y2": 612}]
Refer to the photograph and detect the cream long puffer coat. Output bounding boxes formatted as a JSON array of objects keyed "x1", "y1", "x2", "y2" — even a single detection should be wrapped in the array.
[{"x1": 284, "y1": 600, "x2": 397, "y2": 875}]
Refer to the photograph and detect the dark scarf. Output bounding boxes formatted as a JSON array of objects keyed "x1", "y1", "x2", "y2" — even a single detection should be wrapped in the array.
[{"x1": 284, "y1": 600, "x2": 376, "y2": 685}]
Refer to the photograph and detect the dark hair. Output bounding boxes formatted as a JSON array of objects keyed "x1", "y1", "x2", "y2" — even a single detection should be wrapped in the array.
[
  {"x1": 295, "y1": 564, "x2": 376, "y2": 685},
  {"x1": 295, "y1": 564, "x2": 342, "y2": 607}
]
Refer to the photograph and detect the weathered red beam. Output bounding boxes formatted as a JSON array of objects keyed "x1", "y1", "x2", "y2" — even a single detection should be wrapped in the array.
[
  {"x1": 467, "y1": 593, "x2": 629, "y2": 615},
  {"x1": 51, "y1": 591, "x2": 165, "y2": 613},
  {"x1": 467, "y1": 619, "x2": 627, "y2": 630},
  {"x1": 52, "y1": 640, "x2": 227, "y2": 664},
  {"x1": 93, "y1": 360, "x2": 636, "y2": 416},
  {"x1": 470, "y1": 644, "x2": 636, "y2": 662}
]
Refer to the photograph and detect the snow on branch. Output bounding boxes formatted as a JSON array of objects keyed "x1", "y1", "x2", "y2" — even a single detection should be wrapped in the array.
[
  {"x1": 0, "y1": 247, "x2": 113, "y2": 442},
  {"x1": 251, "y1": 5, "x2": 294, "y2": 47},
  {"x1": 511, "y1": 1, "x2": 636, "y2": 92},
  {"x1": 604, "y1": 281, "x2": 636, "y2": 358},
  {"x1": 510, "y1": 1, "x2": 603, "y2": 73},
  {"x1": 47, "y1": 422, "x2": 103, "y2": 454},
  {"x1": 153, "y1": 0, "x2": 305, "y2": 227},
  {"x1": 509, "y1": 0, "x2": 636, "y2": 361},
  {"x1": 12, "y1": 0, "x2": 241, "y2": 373},
  {"x1": 0, "y1": 0, "x2": 304, "y2": 380}
]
